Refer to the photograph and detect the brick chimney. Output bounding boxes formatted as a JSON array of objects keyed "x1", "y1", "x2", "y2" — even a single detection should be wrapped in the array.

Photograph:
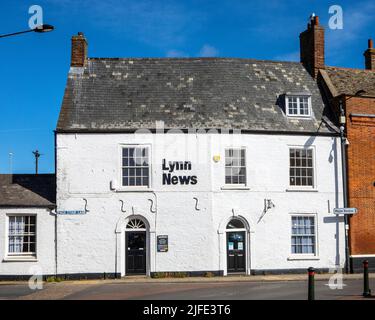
[
  {"x1": 71, "y1": 32, "x2": 88, "y2": 67},
  {"x1": 364, "y1": 39, "x2": 375, "y2": 71},
  {"x1": 299, "y1": 16, "x2": 325, "y2": 78}
]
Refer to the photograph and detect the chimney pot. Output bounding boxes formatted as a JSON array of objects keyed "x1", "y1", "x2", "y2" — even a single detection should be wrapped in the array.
[
  {"x1": 313, "y1": 16, "x2": 319, "y2": 26},
  {"x1": 369, "y1": 39, "x2": 373, "y2": 49}
]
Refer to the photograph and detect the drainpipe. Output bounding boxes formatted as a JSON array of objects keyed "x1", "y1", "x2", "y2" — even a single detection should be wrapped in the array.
[
  {"x1": 339, "y1": 100, "x2": 350, "y2": 274},
  {"x1": 151, "y1": 191, "x2": 158, "y2": 276},
  {"x1": 54, "y1": 130, "x2": 58, "y2": 277}
]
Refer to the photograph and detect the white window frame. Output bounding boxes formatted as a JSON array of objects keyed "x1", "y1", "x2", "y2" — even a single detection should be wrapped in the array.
[
  {"x1": 224, "y1": 147, "x2": 247, "y2": 187},
  {"x1": 285, "y1": 95, "x2": 312, "y2": 118},
  {"x1": 289, "y1": 213, "x2": 319, "y2": 259},
  {"x1": 288, "y1": 146, "x2": 317, "y2": 191},
  {"x1": 6, "y1": 214, "x2": 37, "y2": 258},
  {"x1": 119, "y1": 144, "x2": 152, "y2": 190}
]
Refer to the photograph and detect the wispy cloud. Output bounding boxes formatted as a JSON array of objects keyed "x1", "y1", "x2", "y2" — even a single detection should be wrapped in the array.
[
  {"x1": 273, "y1": 51, "x2": 300, "y2": 62},
  {"x1": 166, "y1": 50, "x2": 189, "y2": 58},
  {"x1": 198, "y1": 44, "x2": 219, "y2": 57},
  {"x1": 49, "y1": 0, "x2": 205, "y2": 49},
  {"x1": 165, "y1": 44, "x2": 219, "y2": 58}
]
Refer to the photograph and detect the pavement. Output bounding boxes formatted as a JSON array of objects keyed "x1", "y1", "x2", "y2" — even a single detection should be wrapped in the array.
[{"x1": 0, "y1": 274, "x2": 374, "y2": 300}]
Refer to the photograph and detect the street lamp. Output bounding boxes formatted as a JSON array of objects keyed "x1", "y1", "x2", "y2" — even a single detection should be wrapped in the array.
[
  {"x1": 0, "y1": 24, "x2": 54, "y2": 39},
  {"x1": 339, "y1": 89, "x2": 366, "y2": 274}
]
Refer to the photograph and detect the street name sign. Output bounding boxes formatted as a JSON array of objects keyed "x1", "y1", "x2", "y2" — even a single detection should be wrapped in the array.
[
  {"x1": 333, "y1": 208, "x2": 358, "y2": 215},
  {"x1": 57, "y1": 210, "x2": 86, "y2": 215}
]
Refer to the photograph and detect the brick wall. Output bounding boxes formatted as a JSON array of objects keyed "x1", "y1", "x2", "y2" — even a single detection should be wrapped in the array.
[
  {"x1": 71, "y1": 32, "x2": 87, "y2": 67},
  {"x1": 344, "y1": 96, "x2": 375, "y2": 255}
]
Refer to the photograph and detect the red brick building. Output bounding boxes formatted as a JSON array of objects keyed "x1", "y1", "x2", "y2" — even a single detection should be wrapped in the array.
[{"x1": 301, "y1": 16, "x2": 375, "y2": 271}]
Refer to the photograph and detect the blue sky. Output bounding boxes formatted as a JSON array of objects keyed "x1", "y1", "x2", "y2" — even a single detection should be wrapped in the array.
[{"x1": 1, "y1": 0, "x2": 374, "y2": 173}]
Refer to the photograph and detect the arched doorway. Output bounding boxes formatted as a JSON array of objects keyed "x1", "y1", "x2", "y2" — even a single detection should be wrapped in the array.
[
  {"x1": 125, "y1": 217, "x2": 147, "y2": 275},
  {"x1": 226, "y1": 218, "x2": 247, "y2": 273}
]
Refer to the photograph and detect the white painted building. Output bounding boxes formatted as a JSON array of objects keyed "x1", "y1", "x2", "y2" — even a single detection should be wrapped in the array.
[
  {"x1": 52, "y1": 33, "x2": 345, "y2": 278},
  {"x1": 0, "y1": 175, "x2": 56, "y2": 279},
  {"x1": 55, "y1": 132, "x2": 344, "y2": 277}
]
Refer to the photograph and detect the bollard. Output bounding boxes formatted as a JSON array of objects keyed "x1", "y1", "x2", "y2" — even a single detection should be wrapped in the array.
[
  {"x1": 363, "y1": 260, "x2": 372, "y2": 297},
  {"x1": 308, "y1": 267, "x2": 315, "y2": 300}
]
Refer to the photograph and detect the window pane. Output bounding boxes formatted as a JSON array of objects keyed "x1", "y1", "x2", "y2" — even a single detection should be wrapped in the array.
[
  {"x1": 239, "y1": 175, "x2": 246, "y2": 184},
  {"x1": 226, "y1": 219, "x2": 245, "y2": 229},
  {"x1": 8, "y1": 216, "x2": 36, "y2": 255},
  {"x1": 287, "y1": 96, "x2": 310, "y2": 116},
  {"x1": 128, "y1": 156, "x2": 135, "y2": 167},
  {"x1": 122, "y1": 147, "x2": 150, "y2": 187},
  {"x1": 289, "y1": 148, "x2": 314, "y2": 187},
  {"x1": 291, "y1": 216, "x2": 316, "y2": 255},
  {"x1": 122, "y1": 158, "x2": 129, "y2": 167},
  {"x1": 225, "y1": 148, "x2": 246, "y2": 185}
]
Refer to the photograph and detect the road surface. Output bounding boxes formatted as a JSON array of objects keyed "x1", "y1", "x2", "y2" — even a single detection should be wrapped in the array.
[{"x1": 0, "y1": 278, "x2": 374, "y2": 300}]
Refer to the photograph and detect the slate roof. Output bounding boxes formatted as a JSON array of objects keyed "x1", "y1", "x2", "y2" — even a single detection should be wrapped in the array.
[
  {"x1": 57, "y1": 58, "x2": 336, "y2": 134},
  {"x1": 0, "y1": 174, "x2": 56, "y2": 208},
  {"x1": 323, "y1": 67, "x2": 375, "y2": 97}
]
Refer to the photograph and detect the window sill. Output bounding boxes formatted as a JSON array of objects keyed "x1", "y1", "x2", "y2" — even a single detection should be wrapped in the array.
[
  {"x1": 286, "y1": 115, "x2": 313, "y2": 119},
  {"x1": 3, "y1": 256, "x2": 38, "y2": 262},
  {"x1": 114, "y1": 187, "x2": 154, "y2": 193},
  {"x1": 287, "y1": 256, "x2": 320, "y2": 261},
  {"x1": 286, "y1": 188, "x2": 318, "y2": 193},
  {"x1": 221, "y1": 186, "x2": 250, "y2": 191}
]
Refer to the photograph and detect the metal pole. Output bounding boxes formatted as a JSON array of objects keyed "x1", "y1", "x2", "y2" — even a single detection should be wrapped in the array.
[
  {"x1": 32, "y1": 150, "x2": 41, "y2": 175},
  {"x1": 0, "y1": 29, "x2": 33, "y2": 38},
  {"x1": 363, "y1": 260, "x2": 372, "y2": 297},
  {"x1": 339, "y1": 100, "x2": 350, "y2": 274},
  {"x1": 308, "y1": 267, "x2": 315, "y2": 300}
]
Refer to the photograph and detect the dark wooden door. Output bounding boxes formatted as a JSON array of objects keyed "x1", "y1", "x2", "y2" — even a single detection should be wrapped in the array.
[
  {"x1": 227, "y1": 232, "x2": 246, "y2": 273},
  {"x1": 126, "y1": 232, "x2": 146, "y2": 274}
]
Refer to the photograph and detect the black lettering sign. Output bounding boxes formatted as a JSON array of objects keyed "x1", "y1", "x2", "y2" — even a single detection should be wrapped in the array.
[{"x1": 161, "y1": 159, "x2": 198, "y2": 185}]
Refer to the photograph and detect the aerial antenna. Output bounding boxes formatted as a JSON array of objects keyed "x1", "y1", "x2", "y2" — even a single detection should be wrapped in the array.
[{"x1": 32, "y1": 150, "x2": 42, "y2": 175}]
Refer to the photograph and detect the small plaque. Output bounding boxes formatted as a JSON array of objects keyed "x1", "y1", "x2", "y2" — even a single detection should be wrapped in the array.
[{"x1": 157, "y1": 235, "x2": 168, "y2": 252}]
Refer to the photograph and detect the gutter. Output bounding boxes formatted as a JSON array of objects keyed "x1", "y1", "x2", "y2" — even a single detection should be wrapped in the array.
[
  {"x1": 0, "y1": 204, "x2": 56, "y2": 209},
  {"x1": 55, "y1": 128, "x2": 339, "y2": 137}
]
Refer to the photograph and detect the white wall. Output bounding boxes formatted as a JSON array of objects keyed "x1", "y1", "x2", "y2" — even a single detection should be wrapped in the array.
[
  {"x1": 0, "y1": 207, "x2": 55, "y2": 276},
  {"x1": 56, "y1": 132, "x2": 344, "y2": 276}
]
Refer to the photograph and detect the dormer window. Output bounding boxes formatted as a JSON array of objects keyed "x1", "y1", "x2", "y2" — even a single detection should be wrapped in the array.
[{"x1": 285, "y1": 95, "x2": 312, "y2": 117}]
